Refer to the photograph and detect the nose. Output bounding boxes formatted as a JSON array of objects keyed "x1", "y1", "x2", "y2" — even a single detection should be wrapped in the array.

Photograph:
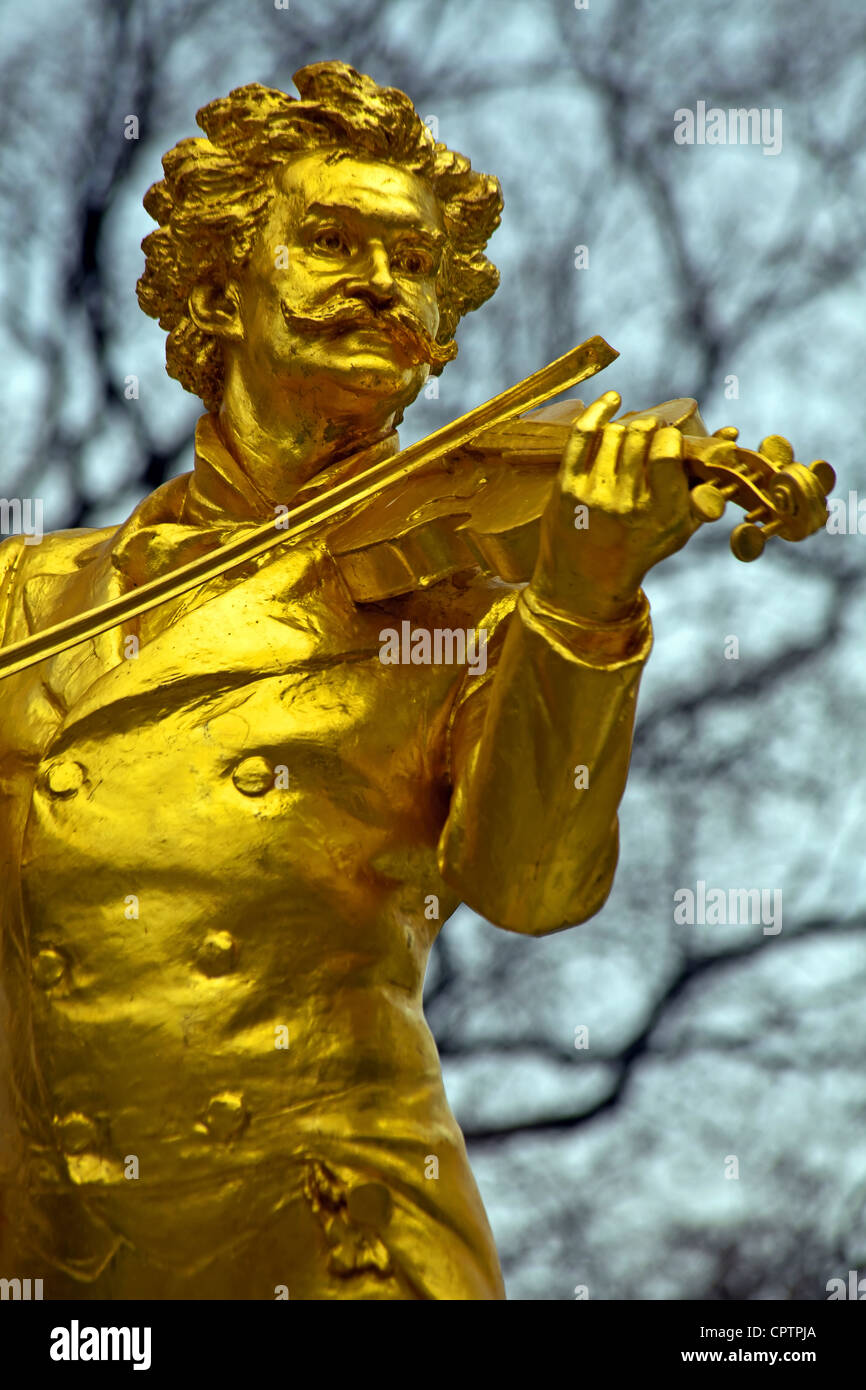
[{"x1": 344, "y1": 240, "x2": 396, "y2": 308}]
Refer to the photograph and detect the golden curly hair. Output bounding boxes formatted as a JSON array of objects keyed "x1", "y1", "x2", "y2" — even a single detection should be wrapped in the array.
[{"x1": 137, "y1": 62, "x2": 503, "y2": 413}]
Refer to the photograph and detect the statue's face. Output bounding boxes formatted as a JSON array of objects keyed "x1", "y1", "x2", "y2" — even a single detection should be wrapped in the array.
[{"x1": 225, "y1": 149, "x2": 447, "y2": 418}]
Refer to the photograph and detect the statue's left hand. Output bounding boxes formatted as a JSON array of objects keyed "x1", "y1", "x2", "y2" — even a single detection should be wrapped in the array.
[{"x1": 530, "y1": 390, "x2": 700, "y2": 622}]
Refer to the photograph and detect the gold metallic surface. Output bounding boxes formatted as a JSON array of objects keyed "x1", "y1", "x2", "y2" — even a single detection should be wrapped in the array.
[
  {"x1": 0, "y1": 62, "x2": 834, "y2": 1300},
  {"x1": 0, "y1": 335, "x2": 618, "y2": 681}
]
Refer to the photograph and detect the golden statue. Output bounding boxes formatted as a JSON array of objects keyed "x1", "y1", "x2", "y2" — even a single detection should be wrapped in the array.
[{"x1": 0, "y1": 62, "x2": 833, "y2": 1300}]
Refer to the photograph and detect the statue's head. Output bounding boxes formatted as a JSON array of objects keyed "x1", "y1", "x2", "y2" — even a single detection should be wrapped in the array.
[{"x1": 137, "y1": 62, "x2": 503, "y2": 425}]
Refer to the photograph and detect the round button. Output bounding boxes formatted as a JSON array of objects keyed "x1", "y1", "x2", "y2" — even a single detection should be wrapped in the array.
[
  {"x1": 54, "y1": 1111, "x2": 99, "y2": 1155},
  {"x1": 32, "y1": 947, "x2": 67, "y2": 988},
  {"x1": 44, "y1": 760, "x2": 86, "y2": 798},
  {"x1": 347, "y1": 1181, "x2": 393, "y2": 1227},
  {"x1": 231, "y1": 757, "x2": 274, "y2": 797},
  {"x1": 195, "y1": 931, "x2": 238, "y2": 978},
  {"x1": 203, "y1": 1091, "x2": 249, "y2": 1142}
]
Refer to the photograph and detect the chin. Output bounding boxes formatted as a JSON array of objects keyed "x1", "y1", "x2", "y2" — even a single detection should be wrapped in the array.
[
  {"x1": 276, "y1": 341, "x2": 424, "y2": 415},
  {"x1": 330, "y1": 354, "x2": 422, "y2": 401}
]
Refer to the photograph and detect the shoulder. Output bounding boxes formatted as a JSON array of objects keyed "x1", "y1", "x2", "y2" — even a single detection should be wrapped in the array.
[
  {"x1": 0, "y1": 525, "x2": 116, "y2": 577},
  {"x1": 0, "y1": 525, "x2": 116, "y2": 645}
]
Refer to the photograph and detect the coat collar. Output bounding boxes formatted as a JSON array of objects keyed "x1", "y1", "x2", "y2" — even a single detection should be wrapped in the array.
[
  {"x1": 15, "y1": 414, "x2": 400, "y2": 715},
  {"x1": 109, "y1": 414, "x2": 401, "y2": 589}
]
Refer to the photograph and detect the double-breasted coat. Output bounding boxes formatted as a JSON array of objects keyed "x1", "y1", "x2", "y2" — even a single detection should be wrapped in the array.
[{"x1": 0, "y1": 410, "x2": 652, "y2": 1298}]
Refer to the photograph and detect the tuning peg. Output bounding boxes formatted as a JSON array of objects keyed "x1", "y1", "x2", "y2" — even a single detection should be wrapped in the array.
[
  {"x1": 730, "y1": 522, "x2": 765, "y2": 561},
  {"x1": 690, "y1": 480, "x2": 740, "y2": 523},
  {"x1": 808, "y1": 459, "x2": 836, "y2": 495},
  {"x1": 729, "y1": 518, "x2": 786, "y2": 562},
  {"x1": 758, "y1": 435, "x2": 794, "y2": 467}
]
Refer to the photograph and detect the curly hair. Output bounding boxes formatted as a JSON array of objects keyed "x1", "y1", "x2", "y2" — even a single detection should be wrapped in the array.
[{"x1": 136, "y1": 62, "x2": 503, "y2": 413}]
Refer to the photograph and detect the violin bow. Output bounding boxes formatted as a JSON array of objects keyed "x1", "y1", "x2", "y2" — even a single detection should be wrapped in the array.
[{"x1": 0, "y1": 335, "x2": 618, "y2": 681}]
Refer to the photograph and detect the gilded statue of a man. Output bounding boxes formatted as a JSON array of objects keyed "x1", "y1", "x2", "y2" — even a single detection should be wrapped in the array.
[{"x1": 0, "y1": 62, "x2": 820, "y2": 1300}]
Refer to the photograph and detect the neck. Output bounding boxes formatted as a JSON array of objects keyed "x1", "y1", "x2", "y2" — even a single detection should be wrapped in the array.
[{"x1": 216, "y1": 368, "x2": 401, "y2": 510}]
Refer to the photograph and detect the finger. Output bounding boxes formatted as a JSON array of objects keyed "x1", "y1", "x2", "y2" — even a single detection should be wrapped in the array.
[
  {"x1": 648, "y1": 425, "x2": 685, "y2": 466},
  {"x1": 576, "y1": 390, "x2": 622, "y2": 432},
  {"x1": 559, "y1": 390, "x2": 623, "y2": 477},
  {"x1": 588, "y1": 421, "x2": 627, "y2": 489},
  {"x1": 618, "y1": 418, "x2": 659, "y2": 506},
  {"x1": 645, "y1": 425, "x2": 694, "y2": 518}
]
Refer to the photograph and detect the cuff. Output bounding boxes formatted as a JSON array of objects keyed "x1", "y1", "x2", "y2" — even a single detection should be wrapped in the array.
[{"x1": 518, "y1": 585, "x2": 653, "y2": 667}]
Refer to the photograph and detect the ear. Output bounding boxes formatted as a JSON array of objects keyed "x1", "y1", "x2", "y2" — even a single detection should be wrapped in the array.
[{"x1": 188, "y1": 282, "x2": 244, "y2": 341}]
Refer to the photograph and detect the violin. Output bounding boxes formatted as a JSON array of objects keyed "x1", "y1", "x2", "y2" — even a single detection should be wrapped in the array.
[
  {"x1": 327, "y1": 390, "x2": 835, "y2": 603},
  {"x1": 0, "y1": 335, "x2": 835, "y2": 680}
]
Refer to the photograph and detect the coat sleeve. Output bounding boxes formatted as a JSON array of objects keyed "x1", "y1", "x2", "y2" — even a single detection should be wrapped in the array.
[{"x1": 437, "y1": 582, "x2": 653, "y2": 935}]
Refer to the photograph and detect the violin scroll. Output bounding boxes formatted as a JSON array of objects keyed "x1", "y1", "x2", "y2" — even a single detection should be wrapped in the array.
[{"x1": 683, "y1": 427, "x2": 836, "y2": 561}]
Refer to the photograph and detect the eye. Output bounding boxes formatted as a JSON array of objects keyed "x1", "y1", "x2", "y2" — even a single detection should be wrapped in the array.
[
  {"x1": 392, "y1": 245, "x2": 435, "y2": 276},
  {"x1": 311, "y1": 227, "x2": 350, "y2": 256}
]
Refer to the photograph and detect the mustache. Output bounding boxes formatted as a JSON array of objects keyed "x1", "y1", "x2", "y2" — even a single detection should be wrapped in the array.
[{"x1": 280, "y1": 299, "x2": 458, "y2": 369}]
